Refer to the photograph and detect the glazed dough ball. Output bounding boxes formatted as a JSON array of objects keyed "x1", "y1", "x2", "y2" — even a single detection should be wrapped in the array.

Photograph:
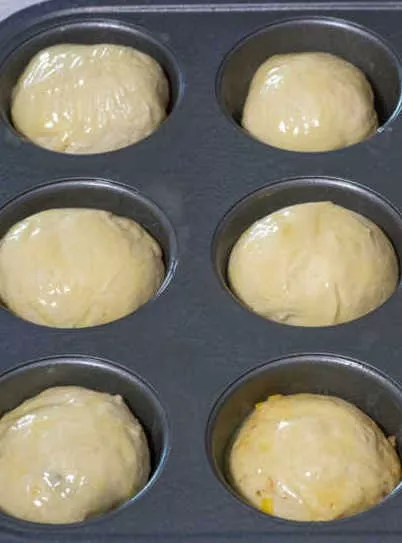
[
  {"x1": 11, "y1": 43, "x2": 169, "y2": 154},
  {"x1": 228, "y1": 202, "x2": 398, "y2": 326},
  {"x1": 229, "y1": 394, "x2": 401, "y2": 521},
  {"x1": 0, "y1": 208, "x2": 164, "y2": 328},
  {"x1": 242, "y1": 52, "x2": 378, "y2": 152},
  {"x1": 0, "y1": 386, "x2": 150, "y2": 524}
]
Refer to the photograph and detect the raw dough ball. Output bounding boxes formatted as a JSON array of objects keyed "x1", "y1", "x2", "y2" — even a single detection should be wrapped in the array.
[
  {"x1": 242, "y1": 52, "x2": 378, "y2": 152},
  {"x1": 11, "y1": 43, "x2": 169, "y2": 154},
  {"x1": 228, "y1": 202, "x2": 398, "y2": 326},
  {"x1": 0, "y1": 386, "x2": 150, "y2": 524},
  {"x1": 229, "y1": 394, "x2": 401, "y2": 521},
  {"x1": 0, "y1": 208, "x2": 165, "y2": 328}
]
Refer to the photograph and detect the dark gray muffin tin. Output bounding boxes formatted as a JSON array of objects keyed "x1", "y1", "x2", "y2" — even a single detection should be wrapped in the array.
[{"x1": 0, "y1": 0, "x2": 401, "y2": 541}]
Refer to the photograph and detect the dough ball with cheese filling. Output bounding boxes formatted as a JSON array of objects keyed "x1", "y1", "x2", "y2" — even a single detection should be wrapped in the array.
[
  {"x1": 228, "y1": 201, "x2": 398, "y2": 326},
  {"x1": 242, "y1": 52, "x2": 378, "y2": 152},
  {"x1": 229, "y1": 393, "x2": 401, "y2": 521},
  {"x1": 11, "y1": 43, "x2": 169, "y2": 154},
  {"x1": 0, "y1": 386, "x2": 150, "y2": 524},
  {"x1": 0, "y1": 208, "x2": 165, "y2": 328}
]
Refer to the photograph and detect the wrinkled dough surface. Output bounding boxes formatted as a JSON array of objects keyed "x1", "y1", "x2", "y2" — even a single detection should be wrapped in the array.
[
  {"x1": 228, "y1": 202, "x2": 398, "y2": 326},
  {"x1": 242, "y1": 52, "x2": 378, "y2": 152},
  {"x1": 229, "y1": 394, "x2": 401, "y2": 521},
  {"x1": 0, "y1": 208, "x2": 165, "y2": 328},
  {"x1": 11, "y1": 43, "x2": 169, "y2": 154},
  {"x1": 0, "y1": 386, "x2": 150, "y2": 524}
]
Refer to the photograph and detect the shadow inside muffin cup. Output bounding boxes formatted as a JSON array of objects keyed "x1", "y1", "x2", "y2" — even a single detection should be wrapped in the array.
[
  {"x1": 0, "y1": 178, "x2": 177, "y2": 327},
  {"x1": 217, "y1": 17, "x2": 402, "y2": 145},
  {"x1": 213, "y1": 176, "x2": 402, "y2": 324},
  {"x1": 207, "y1": 354, "x2": 402, "y2": 522},
  {"x1": 0, "y1": 19, "x2": 182, "y2": 151},
  {"x1": 0, "y1": 356, "x2": 169, "y2": 526}
]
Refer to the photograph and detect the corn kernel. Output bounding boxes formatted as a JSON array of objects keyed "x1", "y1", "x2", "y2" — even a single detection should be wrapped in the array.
[{"x1": 260, "y1": 497, "x2": 274, "y2": 514}]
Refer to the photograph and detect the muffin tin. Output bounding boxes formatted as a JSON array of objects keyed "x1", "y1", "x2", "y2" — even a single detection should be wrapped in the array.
[{"x1": 0, "y1": 0, "x2": 401, "y2": 541}]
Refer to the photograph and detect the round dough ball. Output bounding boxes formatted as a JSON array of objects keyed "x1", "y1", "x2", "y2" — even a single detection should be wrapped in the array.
[
  {"x1": 229, "y1": 393, "x2": 401, "y2": 521},
  {"x1": 0, "y1": 208, "x2": 165, "y2": 328},
  {"x1": 228, "y1": 202, "x2": 398, "y2": 326},
  {"x1": 242, "y1": 52, "x2": 378, "y2": 152},
  {"x1": 0, "y1": 386, "x2": 150, "y2": 524},
  {"x1": 11, "y1": 43, "x2": 169, "y2": 154}
]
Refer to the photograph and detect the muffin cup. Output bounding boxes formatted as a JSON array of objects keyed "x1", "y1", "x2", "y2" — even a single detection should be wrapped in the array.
[
  {"x1": 217, "y1": 16, "x2": 401, "y2": 142},
  {"x1": 0, "y1": 17, "x2": 183, "y2": 151},
  {"x1": 207, "y1": 354, "x2": 402, "y2": 521},
  {"x1": 0, "y1": 177, "x2": 178, "y2": 326},
  {"x1": 213, "y1": 176, "x2": 402, "y2": 320},
  {"x1": 0, "y1": 355, "x2": 170, "y2": 526}
]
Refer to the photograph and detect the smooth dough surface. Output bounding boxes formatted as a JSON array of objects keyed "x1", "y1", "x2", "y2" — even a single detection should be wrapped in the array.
[
  {"x1": 0, "y1": 386, "x2": 150, "y2": 524},
  {"x1": 242, "y1": 52, "x2": 378, "y2": 152},
  {"x1": 228, "y1": 201, "x2": 398, "y2": 326},
  {"x1": 229, "y1": 394, "x2": 401, "y2": 521},
  {"x1": 0, "y1": 208, "x2": 165, "y2": 328},
  {"x1": 11, "y1": 43, "x2": 169, "y2": 154}
]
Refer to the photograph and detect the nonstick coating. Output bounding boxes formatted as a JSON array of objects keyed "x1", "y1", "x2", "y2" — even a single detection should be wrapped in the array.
[{"x1": 0, "y1": 1, "x2": 400, "y2": 542}]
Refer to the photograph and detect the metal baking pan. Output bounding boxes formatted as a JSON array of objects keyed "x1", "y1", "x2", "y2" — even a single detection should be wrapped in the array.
[{"x1": 0, "y1": 0, "x2": 400, "y2": 541}]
